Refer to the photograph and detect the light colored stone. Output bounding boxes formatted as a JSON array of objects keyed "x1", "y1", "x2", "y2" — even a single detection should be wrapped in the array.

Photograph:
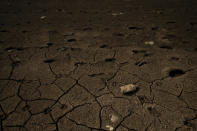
[
  {"x1": 110, "y1": 114, "x2": 119, "y2": 123},
  {"x1": 106, "y1": 125, "x2": 114, "y2": 131},
  {"x1": 145, "y1": 41, "x2": 154, "y2": 45},
  {"x1": 120, "y1": 84, "x2": 137, "y2": 94},
  {"x1": 40, "y1": 16, "x2": 46, "y2": 20},
  {"x1": 112, "y1": 12, "x2": 124, "y2": 16}
]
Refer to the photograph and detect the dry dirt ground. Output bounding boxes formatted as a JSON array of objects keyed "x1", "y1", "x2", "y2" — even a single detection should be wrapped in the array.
[{"x1": 0, "y1": 0, "x2": 197, "y2": 131}]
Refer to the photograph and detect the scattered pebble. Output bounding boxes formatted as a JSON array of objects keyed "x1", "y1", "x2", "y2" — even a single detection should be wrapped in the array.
[
  {"x1": 110, "y1": 114, "x2": 119, "y2": 123},
  {"x1": 14, "y1": 57, "x2": 20, "y2": 62},
  {"x1": 106, "y1": 125, "x2": 114, "y2": 131},
  {"x1": 7, "y1": 49, "x2": 13, "y2": 52},
  {"x1": 40, "y1": 16, "x2": 47, "y2": 20},
  {"x1": 120, "y1": 84, "x2": 137, "y2": 94},
  {"x1": 145, "y1": 41, "x2": 154, "y2": 45},
  {"x1": 112, "y1": 12, "x2": 124, "y2": 16}
]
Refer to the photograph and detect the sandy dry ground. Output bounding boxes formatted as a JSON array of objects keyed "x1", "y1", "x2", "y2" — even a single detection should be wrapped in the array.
[{"x1": 0, "y1": 0, "x2": 197, "y2": 130}]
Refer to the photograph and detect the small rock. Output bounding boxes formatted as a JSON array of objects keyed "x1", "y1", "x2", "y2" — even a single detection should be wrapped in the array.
[
  {"x1": 145, "y1": 41, "x2": 154, "y2": 45},
  {"x1": 15, "y1": 57, "x2": 20, "y2": 62},
  {"x1": 40, "y1": 16, "x2": 47, "y2": 20},
  {"x1": 7, "y1": 49, "x2": 13, "y2": 53},
  {"x1": 106, "y1": 125, "x2": 114, "y2": 131},
  {"x1": 112, "y1": 12, "x2": 124, "y2": 16},
  {"x1": 120, "y1": 84, "x2": 137, "y2": 94},
  {"x1": 110, "y1": 114, "x2": 119, "y2": 123}
]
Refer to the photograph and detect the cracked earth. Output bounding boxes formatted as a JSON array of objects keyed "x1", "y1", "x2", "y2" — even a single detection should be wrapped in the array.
[{"x1": 1, "y1": 0, "x2": 197, "y2": 131}]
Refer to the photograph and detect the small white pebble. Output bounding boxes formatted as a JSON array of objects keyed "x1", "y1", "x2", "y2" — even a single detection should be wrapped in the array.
[
  {"x1": 120, "y1": 84, "x2": 137, "y2": 94},
  {"x1": 145, "y1": 41, "x2": 154, "y2": 45},
  {"x1": 40, "y1": 16, "x2": 47, "y2": 20},
  {"x1": 15, "y1": 56, "x2": 20, "y2": 61},
  {"x1": 112, "y1": 13, "x2": 118, "y2": 16},
  {"x1": 106, "y1": 125, "x2": 114, "y2": 131},
  {"x1": 110, "y1": 114, "x2": 119, "y2": 123},
  {"x1": 7, "y1": 49, "x2": 13, "y2": 53},
  {"x1": 112, "y1": 12, "x2": 124, "y2": 16}
]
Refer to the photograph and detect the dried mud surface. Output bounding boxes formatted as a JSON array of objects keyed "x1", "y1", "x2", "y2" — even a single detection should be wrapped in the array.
[{"x1": 0, "y1": 0, "x2": 197, "y2": 131}]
